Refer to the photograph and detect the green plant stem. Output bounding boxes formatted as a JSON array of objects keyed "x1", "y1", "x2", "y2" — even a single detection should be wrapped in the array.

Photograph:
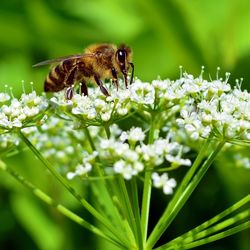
[
  {"x1": 166, "y1": 137, "x2": 212, "y2": 215},
  {"x1": 176, "y1": 138, "x2": 212, "y2": 191},
  {"x1": 141, "y1": 113, "x2": 157, "y2": 245},
  {"x1": 104, "y1": 124, "x2": 111, "y2": 139},
  {"x1": 141, "y1": 170, "x2": 152, "y2": 245},
  {"x1": 158, "y1": 195, "x2": 250, "y2": 249},
  {"x1": 129, "y1": 178, "x2": 143, "y2": 250},
  {"x1": 183, "y1": 209, "x2": 250, "y2": 244},
  {"x1": 18, "y1": 131, "x2": 128, "y2": 247},
  {"x1": 84, "y1": 127, "x2": 97, "y2": 151},
  {"x1": 182, "y1": 221, "x2": 250, "y2": 250},
  {"x1": 146, "y1": 140, "x2": 226, "y2": 249},
  {"x1": 0, "y1": 162, "x2": 124, "y2": 246},
  {"x1": 115, "y1": 176, "x2": 143, "y2": 250}
]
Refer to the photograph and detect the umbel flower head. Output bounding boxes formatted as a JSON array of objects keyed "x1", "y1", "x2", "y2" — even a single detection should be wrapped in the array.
[
  {"x1": 48, "y1": 70, "x2": 250, "y2": 144},
  {"x1": 0, "y1": 90, "x2": 48, "y2": 130},
  {"x1": 1, "y1": 69, "x2": 250, "y2": 194}
]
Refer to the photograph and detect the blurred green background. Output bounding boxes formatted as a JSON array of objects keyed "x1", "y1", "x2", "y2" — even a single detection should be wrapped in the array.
[{"x1": 0, "y1": 0, "x2": 250, "y2": 249}]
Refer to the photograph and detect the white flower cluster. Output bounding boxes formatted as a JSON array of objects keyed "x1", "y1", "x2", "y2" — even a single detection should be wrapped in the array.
[
  {"x1": 49, "y1": 78, "x2": 189, "y2": 126},
  {"x1": 176, "y1": 75, "x2": 250, "y2": 142},
  {"x1": 129, "y1": 80, "x2": 155, "y2": 104},
  {"x1": 0, "y1": 133, "x2": 20, "y2": 150},
  {"x1": 93, "y1": 127, "x2": 190, "y2": 181},
  {"x1": 152, "y1": 172, "x2": 177, "y2": 195},
  {"x1": 49, "y1": 73, "x2": 250, "y2": 144},
  {"x1": 50, "y1": 87, "x2": 132, "y2": 125},
  {"x1": 22, "y1": 116, "x2": 86, "y2": 170},
  {"x1": 0, "y1": 91, "x2": 48, "y2": 129},
  {"x1": 67, "y1": 151, "x2": 98, "y2": 179}
]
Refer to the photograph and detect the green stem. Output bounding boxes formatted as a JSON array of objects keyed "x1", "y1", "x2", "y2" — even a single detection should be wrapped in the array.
[
  {"x1": 0, "y1": 161, "x2": 124, "y2": 248},
  {"x1": 18, "y1": 131, "x2": 128, "y2": 247},
  {"x1": 182, "y1": 221, "x2": 250, "y2": 250},
  {"x1": 104, "y1": 124, "x2": 111, "y2": 139},
  {"x1": 166, "y1": 137, "x2": 212, "y2": 214},
  {"x1": 129, "y1": 178, "x2": 143, "y2": 250},
  {"x1": 146, "y1": 140, "x2": 226, "y2": 249},
  {"x1": 141, "y1": 113, "x2": 157, "y2": 245},
  {"x1": 84, "y1": 127, "x2": 97, "y2": 151},
  {"x1": 183, "y1": 209, "x2": 250, "y2": 245},
  {"x1": 158, "y1": 195, "x2": 250, "y2": 249},
  {"x1": 141, "y1": 170, "x2": 152, "y2": 245},
  {"x1": 115, "y1": 176, "x2": 143, "y2": 249}
]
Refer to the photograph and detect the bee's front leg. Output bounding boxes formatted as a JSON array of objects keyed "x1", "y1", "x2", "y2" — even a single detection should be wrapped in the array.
[
  {"x1": 64, "y1": 66, "x2": 78, "y2": 100},
  {"x1": 65, "y1": 86, "x2": 74, "y2": 100},
  {"x1": 80, "y1": 81, "x2": 88, "y2": 96},
  {"x1": 122, "y1": 70, "x2": 128, "y2": 88},
  {"x1": 111, "y1": 67, "x2": 118, "y2": 90},
  {"x1": 94, "y1": 75, "x2": 110, "y2": 96}
]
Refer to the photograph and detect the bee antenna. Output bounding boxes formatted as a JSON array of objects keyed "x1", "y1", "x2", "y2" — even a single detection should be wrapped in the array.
[{"x1": 129, "y1": 62, "x2": 134, "y2": 85}]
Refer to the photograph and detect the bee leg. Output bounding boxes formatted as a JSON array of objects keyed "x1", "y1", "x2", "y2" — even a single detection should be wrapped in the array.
[
  {"x1": 65, "y1": 85, "x2": 74, "y2": 100},
  {"x1": 64, "y1": 67, "x2": 78, "y2": 99},
  {"x1": 122, "y1": 70, "x2": 128, "y2": 88},
  {"x1": 129, "y1": 62, "x2": 134, "y2": 85},
  {"x1": 94, "y1": 75, "x2": 110, "y2": 96},
  {"x1": 80, "y1": 82, "x2": 88, "y2": 96},
  {"x1": 111, "y1": 67, "x2": 118, "y2": 90}
]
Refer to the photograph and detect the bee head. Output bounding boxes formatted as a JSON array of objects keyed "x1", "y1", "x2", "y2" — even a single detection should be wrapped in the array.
[
  {"x1": 116, "y1": 44, "x2": 134, "y2": 85},
  {"x1": 116, "y1": 45, "x2": 132, "y2": 70}
]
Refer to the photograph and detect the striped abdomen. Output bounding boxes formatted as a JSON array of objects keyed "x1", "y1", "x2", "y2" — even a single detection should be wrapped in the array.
[{"x1": 44, "y1": 59, "x2": 77, "y2": 92}]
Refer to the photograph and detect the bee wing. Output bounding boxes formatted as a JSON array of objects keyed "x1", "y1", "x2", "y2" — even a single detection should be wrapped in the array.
[{"x1": 32, "y1": 53, "x2": 96, "y2": 67}]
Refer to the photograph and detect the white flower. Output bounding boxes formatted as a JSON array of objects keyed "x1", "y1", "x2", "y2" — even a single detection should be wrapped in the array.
[
  {"x1": 12, "y1": 118, "x2": 23, "y2": 128},
  {"x1": 114, "y1": 160, "x2": 135, "y2": 180},
  {"x1": 153, "y1": 139, "x2": 179, "y2": 155},
  {"x1": 130, "y1": 80, "x2": 155, "y2": 104},
  {"x1": 94, "y1": 99, "x2": 106, "y2": 110},
  {"x1": 113, "y1": 160, "x2": 143, "y2": 180},
  {"x1": 0, "y1": 93, "x2": 10, "y2": 102},
  {"x1": 0, "y1": 133, "x2": 20, "y2": 149},
  {"x1": 101, "y1": 112, "x2": 111, "y2": 121},
  {"x1": 120, "y1": 127, "x2": 145, "y2": 143},
  {"x1": 67, "y1": 163, "x2": 92, "y2": 180},
  {"x1": 136, "y1": 144, "x2": 162, "y2": 164},
  {"x1": 165, "y1": 154, "x2": 192, "y2": 167},
  {"x1": 110, "y1": 124, "x2": 122, "y2": 137},
  {"x1": 66, "y1": 151, "x2": 97, "y2": 180},
  {"x1": 2, "y1": 105, "x2": 11, "y2": 115},
  {"x1": 0, "y1": 89, "x2": 48, "y2": 130},
  {"x1": 123, "y1": 150, "x2": 139, "y2": 162},
  {"x1": 117, "y1": 107, "x2": 128, "y2": 115},
  {"x1": 152, "y1": 172, "x2": 177, "y2": 195}
]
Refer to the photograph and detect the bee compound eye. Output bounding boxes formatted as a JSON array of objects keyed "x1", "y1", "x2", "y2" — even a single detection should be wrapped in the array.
[{"x1": 117, "y1": 49, "x2": 126, "y2": 64}]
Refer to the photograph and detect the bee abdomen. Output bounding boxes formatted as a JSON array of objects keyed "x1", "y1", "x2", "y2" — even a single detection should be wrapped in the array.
[{"x1": 44, "y1": 64, "x2": 66, "y2": 92}]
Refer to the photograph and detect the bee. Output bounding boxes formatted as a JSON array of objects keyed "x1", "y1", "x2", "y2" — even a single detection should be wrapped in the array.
[{"x1": 33, "y1": 43, "x2": 134, "y2": 99}]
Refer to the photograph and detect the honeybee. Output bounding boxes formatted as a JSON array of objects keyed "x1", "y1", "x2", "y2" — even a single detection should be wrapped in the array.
[{"x1": 33, "y1": 43, "x2": 134, "y2": 99}]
